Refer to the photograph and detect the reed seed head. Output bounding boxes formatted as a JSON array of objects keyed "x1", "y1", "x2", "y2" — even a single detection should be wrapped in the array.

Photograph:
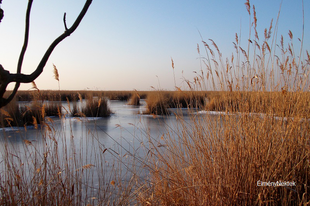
[{"x1": 53, "y1": 64, "x2": 59, "y2": 81}]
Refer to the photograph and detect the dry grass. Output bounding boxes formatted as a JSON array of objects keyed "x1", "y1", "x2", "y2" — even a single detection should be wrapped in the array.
[
  {"x1": 0, "y1": 115, "x2": 132, "y2": 205},
  {"x1": 170, "y1": 90, "x2": 206, "y2": 109},
  {"x1": 43, "y1": 102, "x2": 62, "y2": 117},
  {"x1": 144, "y1": 90, "x2": 207, "y2": 115},
  {"x1": 76, "y1": 94, "x2": 111, "y2": 117},
  {"x1": 128, "y1": 91, "x2": 141, "y2": 106},
  {"x1": 0, "y1": 94, "x2": 131, "y2": 205},
  {"x1": 137, "y1": 105, "x2": 309, "y2": 205},
  {"x1": 0, "y1": 98, "x2": 24, "y2": 127},
  {"x1": 0, "y1": 1, "x2": 309, "y2": 205},
  {"x1": 15, "y1": 90, "x2": 83, "y2": 102},
  {"x1": 144, "y1": 91, "x2": 171, "y2": 115},
  {"x1": 204, "y1": 91, "x2": 310, "y2": 118},
  {"x1": 14, "y1": 90, "x2": 151, "y2": 102},
  {"x1": 0, "y1": 91, "x2": 63, "y2": 127},
  {"x1": 0, "y1": 98, "x2": 44, "y2": 127},
  {"x1": 82, "y1": 98, "x2": 111, "y2": 117},
  {"x1": 103, "y1": 90, "x2": 132, "y2": 101},
  {"x1": 136, "y1": 1, "x2": 310, "y2": 205}
]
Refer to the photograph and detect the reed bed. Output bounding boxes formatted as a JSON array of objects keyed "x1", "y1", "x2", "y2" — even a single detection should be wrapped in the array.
[
  {"x1": 81, "y1": 97, "x2": 111, "y2": 117},
  {"x1": 144, "y1": 91, "x2": 171, "y2": 115},
  {"x1": 15, "y1": 90, "x2": 85, "y2": 102},
  {"x1": 136, "y1": 1, "x2": 310, "y2": 205},
  {"x1": 0, "y1": 0, "x2": 309, "y2": 205},
  {"x1": 15, "y1": 90, "x2": 151, "y2": 102},
  {"x1": 69, "y1": 94, "x2": 111, "y2": 118},
  {"x1": 144, "y1": 91, "x2": 207, "y2": 115},
  {"x1": 128, "y1": 91, "x2": 141, "y2": 106},
  {"x1": 0, "y1": 99, "x2": 44, "y2": 127},
  {"x1": 137, "y1": 103, "x2": 309, "y2": 205},
  {"x1": 0, "y1": 90, "x2": 63, "y2": 127},
  {"x1": 43, "y1": 102, "x2": 62, "y2": 117}
]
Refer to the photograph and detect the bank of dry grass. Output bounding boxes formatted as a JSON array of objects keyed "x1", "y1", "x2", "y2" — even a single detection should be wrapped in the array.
[
  {"x1": 138, "y1": 103, "x2": 309, "y2": 205},
  {"x1": 204, "y1": 91, "x2": 310, "y2": 118},
  {"x1": 144, "y1": 90, "x2": 207, "y2": 115},
  {"x1": 136, "y1": 1, "x2": 310, "y2": 205}
]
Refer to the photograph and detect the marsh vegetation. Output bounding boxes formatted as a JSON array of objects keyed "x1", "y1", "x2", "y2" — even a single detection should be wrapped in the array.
[{"x1": 0, "y1": 1, "x2": 310, "y2": 205}]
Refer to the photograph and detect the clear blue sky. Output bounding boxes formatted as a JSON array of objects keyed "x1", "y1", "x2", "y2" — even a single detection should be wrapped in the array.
[{"x1": 0, "y1": 0, "x2": 309, "y2": 91}]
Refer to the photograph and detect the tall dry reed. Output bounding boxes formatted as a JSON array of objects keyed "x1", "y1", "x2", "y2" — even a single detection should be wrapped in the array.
[{"x1": 136, "y1": 1, "x2": 310, "y2": 205}]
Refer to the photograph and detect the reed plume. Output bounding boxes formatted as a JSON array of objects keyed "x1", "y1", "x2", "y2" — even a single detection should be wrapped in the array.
[{"x1": 53, "y1": 64, "x2": 60, "y2": 90}]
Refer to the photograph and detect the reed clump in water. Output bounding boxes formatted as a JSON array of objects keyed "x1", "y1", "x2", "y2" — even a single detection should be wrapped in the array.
[
  {"x1": 144, "y1": 90, "x2": 207, "y2": 115},
  {"x1": 82, "y1": 94, "x2": 111, "y2": 117},
  {"x1": 145, "y1": 91, "x2": 171, "y2": 115},
  {"x1": 0, "y1": 96, "x2": 45, "y2": 127},
  {"x1": 128, "y1": 91, "x2": 141, "y2": 106},
  {"x1": 0, "y1": 98, "x2": 23, "y2": 127}
]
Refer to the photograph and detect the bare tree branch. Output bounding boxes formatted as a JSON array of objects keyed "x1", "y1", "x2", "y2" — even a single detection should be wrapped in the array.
[
  {"x1": 4, "y1": 0, "x2": 33, "y2": 106},
  {"x1": 0, "y1": 0, "x2": 92, "y2": 108},
  {"x1": 29, "y1": 0, "x2": 92, "y2": 82},
  {"x1": 0, "y1": 0, "x2": 3, "y2": 23},
  {"x1": 63, "y1": 13, "x2": 68, "y2": 31},
  {"x1": 17, "y1": 0, "x2": 32, "y2": 74}
]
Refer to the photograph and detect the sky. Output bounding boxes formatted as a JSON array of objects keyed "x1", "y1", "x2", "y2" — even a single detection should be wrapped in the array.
[{"x1": 0, "y1": 0, "x2": 309, "y2": 91}]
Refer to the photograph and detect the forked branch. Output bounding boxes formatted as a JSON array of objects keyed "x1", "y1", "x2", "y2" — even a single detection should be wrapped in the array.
[{"x1": 0, "y1": 0, "x2": 92, "y2": 108}]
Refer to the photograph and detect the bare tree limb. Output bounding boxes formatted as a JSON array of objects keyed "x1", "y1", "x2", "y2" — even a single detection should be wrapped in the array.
[
  {"x1": 0, "y1": 8, "x2": 3, "y2": 23},
  {"x1": 0, "y1": 0, "x2": 3, "y2": 23},
  {"x1": 17, "y1": 0, "x2": 32, "y2": 74},
  {"x1": 0, "y1": 0, "x2": 92, "y2": 108},
  {"x1": 4, "y1": 0, "x2": 33, "y2": 106}
]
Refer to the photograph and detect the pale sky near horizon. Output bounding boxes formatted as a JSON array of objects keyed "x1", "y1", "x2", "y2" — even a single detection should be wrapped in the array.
[{"x1": 0, "y1": 0, "x2": 309, "y2": 91}]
